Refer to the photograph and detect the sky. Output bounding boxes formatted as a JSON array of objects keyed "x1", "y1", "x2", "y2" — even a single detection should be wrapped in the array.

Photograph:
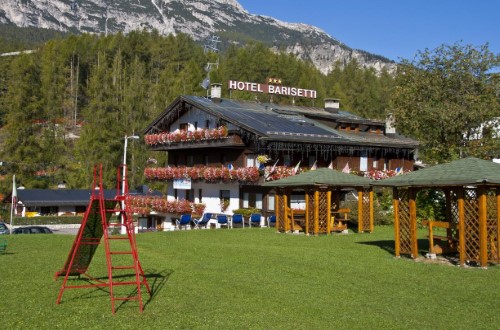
[{"x1": 237, "y1": 0, "x2": 499, "y2": 62}]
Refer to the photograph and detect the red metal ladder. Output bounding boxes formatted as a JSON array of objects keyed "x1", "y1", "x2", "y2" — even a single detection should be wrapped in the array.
[{"x1": 55, "y1": 164, "x2": 151, "y2": 313}]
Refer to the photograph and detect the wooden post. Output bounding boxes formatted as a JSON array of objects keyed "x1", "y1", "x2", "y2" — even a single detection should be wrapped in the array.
[
  {"x1": 409, "y1": 188, "x2": 418, "y2": 258},
  {"x1": 369, "y1": 189, "x2": 374, "y2": 233},
  {"x1": 314, "y1": 190, "x2": 319, "y2": 235},
  {"x1": 327, "y1": 189, "x2": 332, "y2": 235},
  {"x1": 497, "y1": 188, "x2": 500, "y2": 262},
  {"x1": 393, "y1": 188, "x2": 400, "y2": 257},
  {"x1": 458, "y1": 190, "x2": 465, "y2": 266},
  {"x1": 478, "y1": 187, "x2": 488, "y2": 267}
]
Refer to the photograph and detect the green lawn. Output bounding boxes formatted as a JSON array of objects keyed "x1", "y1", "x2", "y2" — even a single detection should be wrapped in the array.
[{"x1": 1, "y1": 227, "x2": 498, "y2": 329}]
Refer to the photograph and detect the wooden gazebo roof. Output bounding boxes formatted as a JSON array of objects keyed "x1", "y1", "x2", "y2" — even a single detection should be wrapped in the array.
[
  {"x1": 262, "y1": 168, "x2": 373, "y2": 188},
  {"x1": 372, "y1": 157, "x2": 500, "y2": 187},
  {"x1": 371, "y1": 157, "x2": 500, "y2": 267}
]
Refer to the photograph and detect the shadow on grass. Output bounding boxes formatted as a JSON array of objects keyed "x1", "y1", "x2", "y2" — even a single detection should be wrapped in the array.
[
  {"x1": 356, "y1": 240, "x2": 396, "y2": 256},
  {"x1": 56, "y1": 269, "x2": 173, "y2": 312}
]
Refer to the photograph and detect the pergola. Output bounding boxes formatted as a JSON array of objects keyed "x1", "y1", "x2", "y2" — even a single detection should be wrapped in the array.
[
  {"x1": 372, "y1": 157, "x2": 500, "y2": 267},
  {"x1": 263, "y1": 168, "x2": 374, "y2": 235}
]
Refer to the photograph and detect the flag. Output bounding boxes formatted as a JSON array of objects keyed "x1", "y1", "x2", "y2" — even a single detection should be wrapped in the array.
[
  {"x1": 342, "y1": 162, "x2": 350, "y2": 174},
  {"x1": 265, "y1": 159, "x2": 279, "y2": 180},
  {"x1": 396, "y1": 167, "x2": 403, "y2": 175},
  {"x1": 11, "y1": 175, "x2": 17, "y2": 215},
  {"x1": 328, "y1": 161, "x2": 334, "y2": 170},
  {"x1": 310, "y1": 161, "x2": 317, "y2": 171},
  {"x1": 292, "y1": 161, "x2": 301, "y2": 175},
  {"x1": 227, "y1": 163, "x2": 234, "y2": 170}
]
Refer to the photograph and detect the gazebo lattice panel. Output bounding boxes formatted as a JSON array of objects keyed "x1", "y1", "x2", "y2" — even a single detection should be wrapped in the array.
[
  {"x1": 463, "y1": 188, "x2": 480, "y2": 262},
  {"x1": 306, "y1": 190, "x2": 315, "y2": 234},
  {"x1": 277, "y1": 193, "x2": 286, "y2": 232},
  {"x1": 397, "y1": 188, "x2": 412, "y2": 255},
  {"x1": 360, "y1": 188, "x2": 371, "y2": 232},
  {"x1": 486, "y1": 188, "x2": 499, "y2": 262},
  {"x1": 317, "y1": 190, "x2": 329, "y2": 234},
  {"x1": 447, "y1": 189, "x2": 460, "y2": 238}
]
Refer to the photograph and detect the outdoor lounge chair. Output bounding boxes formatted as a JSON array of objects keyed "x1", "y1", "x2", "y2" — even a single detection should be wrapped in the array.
[
  {"x1": 194, "y1": 213, "x2": 212, "y2": 229},
  {"x1": 267, "y1": 215, "x2": 276, "y2": 228},
  {"x1": 217, "y1": 214, "x2": 230, "y2": 229},
  {"x1": 176, "y1": 214, "x2": 192, "y2": 230},
  {"x1": 231, "y1": 214, "x2": 244, "y2": 228},
  {"x1": 249, "y1": 213, "x2": 262, "y2": 228}
]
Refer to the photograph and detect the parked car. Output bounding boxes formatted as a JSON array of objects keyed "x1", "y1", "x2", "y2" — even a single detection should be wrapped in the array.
[
  {"x1": 12, "y1": 226, "x2": 53, "y2": 234},
  {"x1": 0, "y1": 222, "x2": 9, "y2": 235}
]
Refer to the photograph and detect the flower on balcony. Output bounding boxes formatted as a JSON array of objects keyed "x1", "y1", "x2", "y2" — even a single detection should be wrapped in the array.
[
  {"x1": 264, "y1": 165, "x2": 295, "y2": 181},
  {"x1": 144, "y1": 126, "x2": 229, "y2": 145},
  {"x1": 127, "y1": 196, "x2": 204, "y2": 215},
  {"x1": 144, "y1": 165, "x2": 260, "y2": 183},
  {"x1": 256, "y1": 154, "x2": 270, "y2": 164}
]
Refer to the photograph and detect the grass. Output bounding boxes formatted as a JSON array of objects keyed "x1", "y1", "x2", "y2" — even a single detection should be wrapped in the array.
[{"x1": 0, "y1": 227, "x2": 498, "y2": 329}]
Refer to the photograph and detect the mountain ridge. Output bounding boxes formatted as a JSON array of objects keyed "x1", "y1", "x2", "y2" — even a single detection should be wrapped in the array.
[{"x1": 0, "y1": 0, "x2": 395, "y2": 75}]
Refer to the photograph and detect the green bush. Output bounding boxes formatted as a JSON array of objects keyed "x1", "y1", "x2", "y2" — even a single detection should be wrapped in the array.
[
  {"x1": 232, "y1": 207, "x2": 261, "y2": 218},
  {"x1": 10, "y1": 216, "x2": 83, "y2": 226}
]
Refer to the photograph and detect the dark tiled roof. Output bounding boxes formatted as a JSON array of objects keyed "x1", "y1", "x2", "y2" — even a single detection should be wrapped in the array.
[
  {"x1": 6, "y1": 188, "x2": 163, "y2": 207},
  {"x1": 372, "y1": 157, "x2": 500, "y2": 187},
  {"x1": 146, "y1": 96, "x2": 419, "y2": 149}
]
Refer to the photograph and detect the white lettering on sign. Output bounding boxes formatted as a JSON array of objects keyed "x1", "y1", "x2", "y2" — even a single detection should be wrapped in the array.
[{"x1": 228, "y1": 80, "x2": 317, "y2": 99}]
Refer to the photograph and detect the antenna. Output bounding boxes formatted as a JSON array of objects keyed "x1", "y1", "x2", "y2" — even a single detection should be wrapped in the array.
[{"x1": 200, "y1": 35, "x2": 221, "y2": 92}]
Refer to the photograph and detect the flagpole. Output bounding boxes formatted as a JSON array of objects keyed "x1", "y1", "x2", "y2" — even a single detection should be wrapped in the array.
[{"x1": 10, "y1": 175, "x2": 15, "y2": 235}]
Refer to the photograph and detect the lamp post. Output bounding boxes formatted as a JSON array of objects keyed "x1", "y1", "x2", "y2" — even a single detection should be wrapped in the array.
[{"x1": 121, "y1": 135, "x2": 139, "y2": 234}]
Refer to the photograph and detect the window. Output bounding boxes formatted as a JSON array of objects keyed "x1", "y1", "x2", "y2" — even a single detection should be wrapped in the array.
[
  {"x1": 283, "y1": 154, "x2": 291, "y2": 166},
  {"x1": 186, "y1": 155, "x2": 194, "y2": 167},
  {"x1": 203, "y1": 155, "x2": 209, "y2": 166},
  {"x1": 220, "y1": 154, "x2": 227, "y2": 165},
  {"x1": 198, "y1": 189, "x2": 203, "y2": 203},
  {"x1": 290, "y1": 192, "x2": 306, "y2": 209},
  {"x1": 220, "y1": 190, "x2": 230, "y2": 212},
  {"x1": 179, "y1": 123, "x2": 188, "y2": 131},
  {"x1": 243, "y1": 192, "x2": 263, "y2": 209},
  {"x1": 246, "y1": 154, "x2": 256, "y2": 167},
  {"x1": 205, "y1": 119, "x2": 210, "y2": 129},
  {"x1": 360, "y1": 151, "x2": 368, "y2": 171},
  {"x1": 194, "y1": 121, "x2": 198, "y2": 130},
  {"x1": 268, "y1": 193, "x2": 275, "y2": 211},
  {"x1": 185, "y1": 189, "x2": 194, "y2": 202}
]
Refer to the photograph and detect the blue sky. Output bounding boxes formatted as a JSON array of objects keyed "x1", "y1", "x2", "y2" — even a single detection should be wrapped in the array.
[{"x1": 237, "y1": 0, "x2": 499, "y2": 62}]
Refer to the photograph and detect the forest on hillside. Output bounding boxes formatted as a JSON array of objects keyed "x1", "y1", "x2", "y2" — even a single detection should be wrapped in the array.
[
  {"x1": 0, "y1": 29, "x2": 394, "y2": 192},
  {"x1": 0, "y1": 28, "x2": 497, "y2": 193}
]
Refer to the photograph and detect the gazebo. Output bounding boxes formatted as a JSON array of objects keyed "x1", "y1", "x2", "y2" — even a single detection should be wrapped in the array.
[
  {"x1": 263, "y1": 168, "x2": 374, "y2": 235},
  {"x1": 372, "y1": 157, "x2": 500, "y2": 267}
]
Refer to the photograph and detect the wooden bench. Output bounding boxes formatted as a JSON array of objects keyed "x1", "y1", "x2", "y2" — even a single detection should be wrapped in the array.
[
  {"x1": 422, "y1": 220, "x2": 459, "y2": 254},
  {"x1": 291, "y1": 209, "x2": 306, "y2": 232},
  {"x1": 330, "y1": 208, "x2": 350, "y2": 232},
  {"x1": 0, "y1": 238, "x2": 7, "y2": 254}
]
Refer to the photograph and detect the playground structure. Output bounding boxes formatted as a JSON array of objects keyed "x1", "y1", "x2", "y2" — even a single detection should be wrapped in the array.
[{"x1": 55, "y1": 165, "x2": 150, "y2": 313}]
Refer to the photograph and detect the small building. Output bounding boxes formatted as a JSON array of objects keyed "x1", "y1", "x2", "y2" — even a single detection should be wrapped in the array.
[{"x1": 142, "y1": 83, "x2": 419, "y2": 227}]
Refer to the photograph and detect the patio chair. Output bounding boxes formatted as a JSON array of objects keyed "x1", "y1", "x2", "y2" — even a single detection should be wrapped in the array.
[
  {"x1": 249, "y1": 213, "x2": 262, "y2": 228},
  {"x1": 194, "y1": 213, "x2": 212, "y2": 229},
  {"x1": 176, "y1": 214, "x2": 192, "y2": 230},
  {"x1": 231, "y1": 214, "x2": 244, "y2": 228},
  {"x1": 217, "y1": 214, "x2": 230, "y2": 229},
  {"x1": 267, "y1": 214, "x2": 276, "y2": 228}
]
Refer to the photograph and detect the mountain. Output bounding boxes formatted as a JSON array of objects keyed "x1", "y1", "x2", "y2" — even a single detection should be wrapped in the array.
[{"x1": 0, "y1": 0, "x2": 395, "y2": 75}]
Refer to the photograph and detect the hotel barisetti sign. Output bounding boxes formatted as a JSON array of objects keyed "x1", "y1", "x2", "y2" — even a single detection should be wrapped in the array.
[{"x1": 228, "y1": 78, "x2": 317, "y2": 99}]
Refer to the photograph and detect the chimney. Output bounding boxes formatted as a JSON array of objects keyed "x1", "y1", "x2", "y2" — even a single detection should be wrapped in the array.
[
  {"x1": 324, "y1": 98, "x2": 340, "y2": 113},
  {"x1": 385, "y1": 113, "x2": 396, "y2": 135},
  {"x1": 210, "y1": 83, "x2": 222, "y2": 103}
]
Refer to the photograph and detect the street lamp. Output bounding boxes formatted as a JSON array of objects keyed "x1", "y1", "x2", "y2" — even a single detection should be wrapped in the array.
[{"x1": 121, "y1": 135, "x2": 139, "y2": 234}]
